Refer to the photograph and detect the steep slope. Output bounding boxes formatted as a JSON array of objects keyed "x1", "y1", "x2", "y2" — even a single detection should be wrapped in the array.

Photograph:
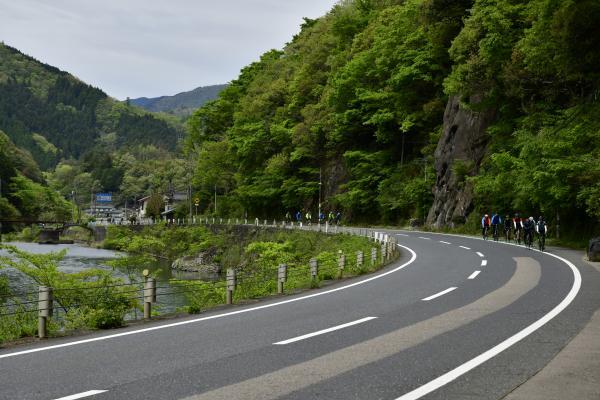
[
  {"x1": 130, "y1": 84, "x2": 227, "y2": 116},
  {"x1": 0, "y1": 43, "x2": 184, "y2": 169},
  {"x1": 186, "y1": 0, "x2": 600, "y2": 239}
]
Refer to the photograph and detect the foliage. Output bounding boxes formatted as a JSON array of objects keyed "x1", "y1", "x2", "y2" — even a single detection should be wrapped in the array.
[{"x1": 0, "y1": 244, "x2": 138, "y2": 330}]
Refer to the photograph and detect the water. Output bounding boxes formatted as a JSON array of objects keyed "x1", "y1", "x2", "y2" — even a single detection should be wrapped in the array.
[{"x1": 0, "y1": 242, "x2": 206, "y2": 314}]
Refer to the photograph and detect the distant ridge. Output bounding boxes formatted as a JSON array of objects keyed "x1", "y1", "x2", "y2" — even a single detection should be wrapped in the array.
[{"x1": 130, "y1": 84, "x2": 227, "y2": 116}]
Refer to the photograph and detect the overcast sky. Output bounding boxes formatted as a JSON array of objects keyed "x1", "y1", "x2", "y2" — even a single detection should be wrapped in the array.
[{"x1": 0, "y1": 0, "x2": 338, "y2": 100}]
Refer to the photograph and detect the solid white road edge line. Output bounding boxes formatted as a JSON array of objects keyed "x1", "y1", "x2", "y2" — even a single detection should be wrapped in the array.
[
  {"x1": 273, "y1": 317, "x2": 377, "y2": 345},
  {"x1": 439, "y1": 241, "x2": 451, "y2": 245},
  {"x1": 481, "y1": 260, "x2": 488, "y2": 267},
  {"x1": 459, "y1": 245, "x2": 471, "y2": 250},
  {"x1": 468, "y1": 271, "x2": 481, "y2": 280},
  {"x1": 476, "y1": 252, "x2": 484, "y2": 257},
  {"x1": 0, "y1": 245, "x2": 417, "y2": 360},
  {"x1": 395, "y1": 242, "x2": 582, "y2": 400},
  {"x1": 422, "y1": 287, "x2": 457, "y2": 301},
  {"x1": 53, "y1": 390, "x2": 107, "y2": 400}
]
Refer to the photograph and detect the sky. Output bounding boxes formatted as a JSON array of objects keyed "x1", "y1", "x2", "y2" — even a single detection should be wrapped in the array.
[{"x1": 0, "y1": 0, "x2": 338, "y2": 100}]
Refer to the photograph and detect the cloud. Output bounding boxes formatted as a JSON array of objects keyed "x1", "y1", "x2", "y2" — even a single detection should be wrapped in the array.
[{"x1": 0, "y1": 0, "x2": 338, "y2": 99}]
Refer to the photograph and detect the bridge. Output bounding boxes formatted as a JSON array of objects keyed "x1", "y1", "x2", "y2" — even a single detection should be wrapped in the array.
[{"x1": 0, "y1": 220, "x2": 104, "y2": 243}]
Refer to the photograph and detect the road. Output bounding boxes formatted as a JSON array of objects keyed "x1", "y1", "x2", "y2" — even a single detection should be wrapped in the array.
[{"x1": 1, "y1": 230, "x2": 599, "y2": 400}]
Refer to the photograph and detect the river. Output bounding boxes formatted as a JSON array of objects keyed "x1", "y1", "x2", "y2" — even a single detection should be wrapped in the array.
[{"x1": 0, "y1": 242, "x2": 205, "y2": 314}]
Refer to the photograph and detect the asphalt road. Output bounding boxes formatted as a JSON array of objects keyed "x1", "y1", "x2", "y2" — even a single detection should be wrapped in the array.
[{"x1": 1, "y1": 230, "x2": 599, "y2": 400}]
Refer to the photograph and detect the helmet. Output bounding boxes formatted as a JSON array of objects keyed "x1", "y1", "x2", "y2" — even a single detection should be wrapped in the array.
[
  {"x1": 539, "y1": 216, "x2": 543, "y2": 221},
  {"x1": 505, "y1": 215, "x2": 509, "y2": 219},
  {"x1": 529, "y1": 217, "x2": 534, "y2": 221},
  {"x1": 485, "y1": 214, "x2": 488, "y2": 217},
  {"x1": 515, "y1": 213, "x2": 519, "y2": 217}
]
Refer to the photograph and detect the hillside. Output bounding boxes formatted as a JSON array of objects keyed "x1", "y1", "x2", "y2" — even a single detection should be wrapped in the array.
[
  {"x1": 0, "y1": 43, "x2": 185, "y2": 170},
  {"x1": 130, "y1": 84, "x2": 227, "y2": 117},
  {"x1": 187, "y1": 0, "x2": 600, "y2": 239}
]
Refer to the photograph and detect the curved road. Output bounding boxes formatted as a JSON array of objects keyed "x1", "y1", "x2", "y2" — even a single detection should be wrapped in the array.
[{"x1": 1, "y1": 230, "x2": 599, "y2": 400}]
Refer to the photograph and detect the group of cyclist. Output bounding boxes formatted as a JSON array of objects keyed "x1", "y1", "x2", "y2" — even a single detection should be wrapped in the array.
[
  {"x1": 481, "y1": 213, "x2": 548, "y2": 251},
  {"x1": 285, "y1": 210, "x2": 342, "y2": 226}
]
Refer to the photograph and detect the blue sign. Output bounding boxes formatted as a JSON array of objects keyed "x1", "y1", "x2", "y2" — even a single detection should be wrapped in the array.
[{"x1": 96, "y1": 193, "x2": 112, "y2": 203}]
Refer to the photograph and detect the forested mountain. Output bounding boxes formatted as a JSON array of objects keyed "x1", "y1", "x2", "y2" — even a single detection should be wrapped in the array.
[
  {"x1": 0, "y1": 43, "x2": 185, "y2": 170},
  {"x1": 187, "y1": 0, "x2": 600, "y2": 239},
  {"x1": 130, "y1": 84, "x2": 227, "y2": 117}
]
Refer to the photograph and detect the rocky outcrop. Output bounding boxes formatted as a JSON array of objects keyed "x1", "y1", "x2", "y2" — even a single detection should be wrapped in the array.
[
  {"x1": 171, "y1": 247, "x2": 221, "y2": 279},
  {"x1": 589, "y1": 238, "x2": 600, "y2": 262},
  {"x1": 427, "y1": 95, "x2": 496, "y2": 228}
]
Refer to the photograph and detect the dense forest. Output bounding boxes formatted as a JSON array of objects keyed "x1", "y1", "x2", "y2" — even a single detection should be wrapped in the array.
[
  {"x1": 187, "y1": 0, "x2": 600, "y2": 239},
  {"x1": 0, "y1": 43, "x2": 184, "y2": 170}
]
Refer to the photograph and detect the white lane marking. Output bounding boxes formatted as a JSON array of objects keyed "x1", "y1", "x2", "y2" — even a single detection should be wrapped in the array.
[
  {"x1": 481, "y1": 260, "x2": 488, "y2": 267},
  {"x1": 476, "y1": 252, "x2": 484, "y2": 257},
  {"x1": 418, "y1": 236, "x2": 431, "y2": 240},
  {"x1": 54, "y1": 390, "x2": 107, "y2": 400},
  {"x1": 274, "y1": 317, "x2": 377, "y2": 345},
  {"x1": 439, "y1": 241, "x2": 451, "y2": 245},
  {"x1": 468, "y1": 271, "x2": 481, "y2": 280},
  {"x1": 0, "y1": 245, "x2": 417, "y2": 360},
  {"x1": 422, "y1": 287, "x2": 457, "y2": 301},
  {"x1": 395, "y1": 242, "x2": 582, "y2": 400},
  {"x1": 459, "y1": 245, "x2": 471, "y2": 250},
  {"x1": 397, "y1": 233, "x2": 409, "y2": 237}
]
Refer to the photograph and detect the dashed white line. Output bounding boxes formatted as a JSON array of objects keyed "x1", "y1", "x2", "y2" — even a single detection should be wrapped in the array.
[
  {"x1": 397, "y1": 233, "x2": 409, "y2": 237},
  {"x1": 439, "y1": 241, "x2": 451, "y2": 245},
  {"x1": 459, "y1": 245, "x2": 471, "y2": 250},
  {"x1": 468, "y1": 271, "x2": 481, "y2": 280},
  {"x1": 273, "y1": 317, "x2": 377, "y2": 345},
  {"x1": 481, "y1": 260, "x2": 488, "y2": 267},
  {"x1": 53, "y1": 390, "x2": 107, "y2": 400},
  {"x1": 476, "y1": 252, "x2": 484, "y2": 257},
  {"x1": 418, "y1": 237, "x2": 431, "y2": 240},
  {"x1": 422, "y1": 287, "x2": 457, "y2": 301}
]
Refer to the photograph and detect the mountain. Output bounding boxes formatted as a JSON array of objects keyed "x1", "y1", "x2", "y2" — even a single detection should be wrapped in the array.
[
  {"x1": 187, "y1": 0, "x2": 600, "y2": 240},
  {"x1": 0, "y1": 43, "x2": 185, "y2": 170},
  {"x1": 130, "y1": 84, "x2": 227, "y2": 117}
]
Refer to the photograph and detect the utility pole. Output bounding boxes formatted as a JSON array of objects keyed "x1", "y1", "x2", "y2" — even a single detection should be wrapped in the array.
[
  {"x1": 318, "y1": 168, "x2": 322, "y2": 223},
  {"x1": 214, "y1": 184, "x2": 217, "y2": 215}
]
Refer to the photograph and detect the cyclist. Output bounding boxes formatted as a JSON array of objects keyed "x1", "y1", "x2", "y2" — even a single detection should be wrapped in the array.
[
  {"x1": 491, "y1": 213, "x2": 501, "y2": 241},
  {"x1": 285, "y1": 211, "x2": 291, "y2": 223},
  {"x1": 328, "y1": 211, "x2": 335, "y2": 225},
  {"x1": 295, "y1": 210, "x2": 302, "y2": 225},
  {"x1": 503, "y1": 215, "x2": 512, "y2": 242},
  {"x1": 536, "y1": 216, "x2": 548, "y2": 251},
  {"x1": 513, "y1": 213, "x2": 523, "y2": 244},
  {"x1": 481, "y1": 214, "x2": 491, "y2": 240},
  {"x1": 305, "y1": 211, "x2": 312, "y2": 226},
  {"x1": 523, "y1": 216, "x2": 535, "y2": 249}
]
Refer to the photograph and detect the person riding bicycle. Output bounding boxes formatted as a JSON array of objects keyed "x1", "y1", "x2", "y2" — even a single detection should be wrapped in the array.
[
  {"x1": 536, "y1": 216, "x2": 548, "y2": 251},
  {"x1": 491, "y1": 213, "x2": 501, "y2": 240},
  {"x1": 523, "y1": 216, "x2": 535, "y2": 248},
  {"x1": 481, "y1": 214, "x2": 491, "y2": 239},
  {"x1": 305, "y1": 211, "x2": 312, "y2": 225},
  {"x1": 513, "y1": 213, "x2": 523, "y2": 244},
  {"x1": 503, "y1": 215, "x2": 512, "y2": 240}
]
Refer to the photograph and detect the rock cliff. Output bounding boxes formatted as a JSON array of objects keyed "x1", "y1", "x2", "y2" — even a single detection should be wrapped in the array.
[{"x1": 427, "y1": 96, "x2": 496, "y2": 228}]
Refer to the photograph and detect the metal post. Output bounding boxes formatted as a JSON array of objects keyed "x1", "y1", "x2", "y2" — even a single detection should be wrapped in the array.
[
  {"x1": 144, "y1": 277, "x2": 156, "y2": 320},
  {"x1": 356, "y1": 251, "x2": 363, "y2": 269},
  {"x1": 226, "y1": 268, "x2": 236, "y2": 305},
  {"x1": 371, "y1": 247, "x2": 377, "y2": 265},
  {"x1": 38, "y1": 286, "x2": 53, "y2": 339},
  {"x1": 338, "y1": 251, "x2": 345, "y2": 279},
  {"x1": 381, "y1": 243, "x2": 388, "y2": 261},
  {"x1": 278, "y1": 264, "x2": 288, "y2": 294},
  {"x1": 310, "y1": 258, "x2": 318, "y2": 281}
]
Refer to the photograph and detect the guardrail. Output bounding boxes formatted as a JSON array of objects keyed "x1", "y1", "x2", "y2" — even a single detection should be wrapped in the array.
[{"x1": 1, "y1": 225, "x2": 399, "y2": 340}]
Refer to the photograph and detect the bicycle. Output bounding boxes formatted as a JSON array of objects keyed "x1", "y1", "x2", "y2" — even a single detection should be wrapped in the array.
[
  {"x1": 482, "y1": 226, "x2": 489, "y2": 240},
  {"x1": 514, "y1": 228, "x2": 522, "y2": 245},
  {"x1": 492, "y1": 224, "x2": 499, "y2": 241},
  {"x1": 524, "y1": 230, "x2": 534, "y2": 250},
  {"x1": 538, "y1": 232, "x2": 546, "y2": 252},
  {"x1": 504, "y1": 227, "x2": 511, "y2": 242}
]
